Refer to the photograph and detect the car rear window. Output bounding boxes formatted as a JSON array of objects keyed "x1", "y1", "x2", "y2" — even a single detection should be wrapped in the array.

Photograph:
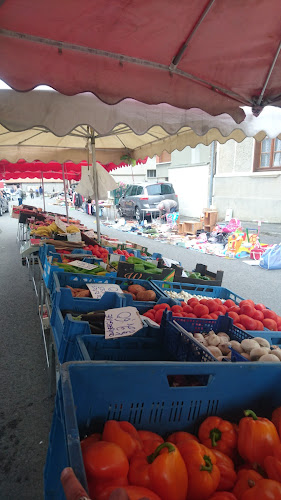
[
  {"x1": 130, "y1": 186, "x2": 138, "y2": 195},
  {"x1": 161, "y1": 184, "x2": 175, "y2": 194},
  {"x1": 137, "y1": 186, "x2": 144, "y2": 195},
  {"x1": 146, "y1": 184, "x2": 162, "y2": 195}
]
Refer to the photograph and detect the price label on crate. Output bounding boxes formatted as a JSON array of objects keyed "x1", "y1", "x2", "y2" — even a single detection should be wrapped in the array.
[
  {"x1": 84, "y1": 230, "x2": 97, "y2": 239},
  {"x1": 55, "y1": 216, "x2": 67, "y2": 233},
  {"x1": 105, "y1": 307, "x2": 143, "y2": 339},
  {"x1": 68, "y1": 260, "x2": 98, "y2": 271},
  {"x1": 87, "y1": 283, "x2": 123, "y2": 299},
  {"x1": 67, "y1": 232, "x2": 82, "y2": 242}
]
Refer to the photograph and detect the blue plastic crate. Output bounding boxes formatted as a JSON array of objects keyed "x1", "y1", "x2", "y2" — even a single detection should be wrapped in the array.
[
  {"x1": 42, "y1": 255, "x2": 104, "y2": 291},
  {"x1": 249, "y1": 331, "x2": 281, "y2": 345},
  {"x1": 162, "y1": 312, "x2": 254, "y2": 362},
  {"x1": 50, "y1": 289, "x2": 126, "y2": 363},
  {"x1": 44, "y1": 361, "x2": 281, "y2": 499},
  {"x1": 52, "y1": 272, "x2": 164, "y2": 310},
  {"x1": 66, "y1": 331, "x2": 168, "y2": 362},
  {"x1": 152, "y1": 280, "x2": 244, "y2": 303}
]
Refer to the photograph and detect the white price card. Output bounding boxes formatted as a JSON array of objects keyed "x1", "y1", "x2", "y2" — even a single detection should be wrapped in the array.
[
  {"x1": 67, "y1": 232, "x2": 82, "y2": 242},
  {"x1": 68, "y1": 260, "x2": 98, "y2": 271},
  {"x1": 163, "y1": 257, "x2": 180, "y2": 267},
  {"x1": 105, "y1": 306, "x2": 143, "y2": 339},
  {"x1": 84, "y1": 230, "x2": 97, "y2": 239},
  {"x1": 87, "y1": 283, "x2": 123, "y2": 299},
  {"x1": 55, "y1": 215, "x2": 67, "y2": 233}
]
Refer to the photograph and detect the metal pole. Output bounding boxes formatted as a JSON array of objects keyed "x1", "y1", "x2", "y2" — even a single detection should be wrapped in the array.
[
  {"x1": 41, "y1": 171, "x2": 46, "y2": 212},
  {"x1": 90, "y1": 134, "x2": 101, "y2": 242},
  {"x1": 208, "y1": 141, "x2": 216, "y2": 208},
  {"x1": 62, "y1": 163, "x2": 69, "y2": 222}
]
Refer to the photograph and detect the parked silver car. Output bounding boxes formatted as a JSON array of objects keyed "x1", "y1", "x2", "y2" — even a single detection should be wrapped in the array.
[
  {"x1": 117, "y1": 182, "x2": 178, "y2": 220},
  {"x1": 0, "y1": 191, "x2": 9, "y2": 216}
]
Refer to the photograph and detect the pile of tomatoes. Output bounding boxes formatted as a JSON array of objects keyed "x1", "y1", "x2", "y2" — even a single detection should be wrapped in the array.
[
  {"x1": 84, "y1": 245, "x2": 109, "y2": 263},
  {"x1": 143, "y1": 298, "x2": 281, "y2": 331}
]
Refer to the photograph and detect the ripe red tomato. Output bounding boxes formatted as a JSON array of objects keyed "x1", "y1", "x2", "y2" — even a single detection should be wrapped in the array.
[
  {"x1": 276, "y1": 316, "x2": 281, "y2": 328},
  {"x1": 185, "y1": 313, "x2": 197, "y2": 318},
  {"x1": 188, "y1": 298, "x2": 199, "y2": 307},
  {"x1": 199, "y1": 299, "x2": 209, "y2": 306},
  {"x1": 263, "y1": 309, "x2": 278, "y2": 322},
  {"x1": 216, "y1": 311, "x2": 224, "y2": 316},
  {"x1": 201, "y1": 314, "x2": 213, "y2": 319},
  {"x1": 143, "y1": 311, "x2": 155, "y2": 320},
  {"x1": 263, "y1": 318, "x2": 278, "y2": 331},
  {"x1": 206, "y1": 300, "x2": 219, "y2": 312},
  {"x1": 153, "y1": 303, "x2": 170, "y2": 311},
  {"x1": 228, "y1": 306, "x2": 240, "y2": 314},
  {"x1": 255, "y1": 320, "x2": 264, "y2": 331},
  {"x1": 234, "y1": 322, "x2": 246, "y2": 331},
  {"x1": 252, "y1": 309, "x2": 264, "y2": 321},
  {"x1": 228, "y1": 311, "x2": 240, "y2": 323},
  {"x1": 213, "y1": 299, "x2": 223, "y2": 305},
  {"x1": 239, "y1": 299, "x2": 255, "y2": 308},
  {"x1": 210, "y1": 313, "x2": 219, "y2": 319},
  {"x1": 155, "y1": 310, "x2": 165, "y2": 323},
  {"x1": 239, "y1": 315, "x2": 257, "y2": 330},
  {"x1": 173, "y1": 312, "x2": 184, "y2": 317},
  {"x1": 217, "y1": 305, "x2": 227, "y2": 315},
  {"x1": 171, "y1": 305, "x2": 183, "y2": 314},
  {"x1": 240, "y1": 304, "x2": 255, "y2": 317},
  {"x1": 183, "y1": 305, "x2": 193, "y2": 314},
  {"x1": 193, "y1": 304, "x2": 209, "y2": 318},
  {"x1": 224, "y1": 299, "x2": 236, "y2": 309},
  {"x1": 255, "y1": 303, "x2": 266, "y2": 311}
]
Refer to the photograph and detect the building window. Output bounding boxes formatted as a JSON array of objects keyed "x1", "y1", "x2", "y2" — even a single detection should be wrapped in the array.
[
  {"x1": 254, "y1": 138, "x2": 281, "y2": 171},
  {"x1": 156, "y1": 152, "x2": 171, "y2": 164},
  {"x1": 147, "y1": 169, "x2": 156, "y2": 178}
]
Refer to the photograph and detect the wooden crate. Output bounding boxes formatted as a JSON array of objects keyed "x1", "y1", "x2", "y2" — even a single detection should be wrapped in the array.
[
  {"x1": 178, "y1": 220, "x2": 203, "y2": 235},
  {"x1": 203, "y1": 209, "x2": 218, "y2": 232}
]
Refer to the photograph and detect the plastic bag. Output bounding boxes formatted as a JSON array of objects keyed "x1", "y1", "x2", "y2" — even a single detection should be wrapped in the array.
[{"x1": 259, "y1": 244, "x2": 281, "y2": 270}]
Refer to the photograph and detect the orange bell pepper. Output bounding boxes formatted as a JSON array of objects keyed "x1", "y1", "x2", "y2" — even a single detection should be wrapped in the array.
[
  {"x1": 232, "y1": 469, "x2": 263, "y2": 500},
  {"x1": 97, "y1": 485, "x2": 162, "y2": 500},
  {"x1": 167, "y1": 431, "x2": 199, "y2": 446},
  {"x1": 177, "y1": 439, "x2": 220, "y2": 500},
  {"x1": 138, "y1": 430, "x2": 164, "y2": 455},
  {"x1": 102, "y1": 420, "x2": 143, "y2": 459},
  {"x1": 208, "y1": 493, "x2": 237, "y2": 500},
  {"x1": 82, "y1": 441, "x2": 129, "y2": 499},
  {"x1": 240, "y1": 478, "x2": 281, "y2": 499},
  {"x1": 80, "y1": 433, "x2": 101, "y2": 453},
  {"x1": 264, "y1": 455, "x2": 281, "y2": 482},
  {"x1": 198, "y1": 416, "x2": 237, "y2": 457},
  {"x1": 128, "y1": 442, "x2": 188, "y2": 500},
  {"x1": 212, "y1": 449, "x2": 237, "y2": 491},
  {"x1": 238, "y1": 410, "x2": 280, "y2": 467}
]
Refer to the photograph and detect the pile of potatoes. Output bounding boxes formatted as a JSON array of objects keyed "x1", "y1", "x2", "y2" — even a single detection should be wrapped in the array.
[
  {"x1": 123, "y1": 285, "x2": 156, "y2": 302},
  {"x1": 190, "y1": 330, "x2": 281, "y2": 362}
]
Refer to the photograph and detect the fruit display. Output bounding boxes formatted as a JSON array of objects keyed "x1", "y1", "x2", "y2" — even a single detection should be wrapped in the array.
[
  {"x1": 78, "y1": 409, "x2": 281, "y2": 500},
  {"x1": 164, "y1": 294, "x2": 281, "y2": 332}
]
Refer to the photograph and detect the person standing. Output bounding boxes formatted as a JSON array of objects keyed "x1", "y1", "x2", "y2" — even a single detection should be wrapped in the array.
[
  {"x1": 15, "y1": 184, "x2": 23, "y2": 206},
  {"x1": 39, "y1": 185, "x2": 43, "y2": 197},
  {"x1": 30, "y1": 188, "x2": 34, "y2": 199}
]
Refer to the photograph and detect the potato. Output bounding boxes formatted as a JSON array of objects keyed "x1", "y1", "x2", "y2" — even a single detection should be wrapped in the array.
[
  {"x1": 240, "y1": 339, "x2": 260, "y2": 353},
  {"x1": 128, "y1": 285, "x2": 146, "y2": 294},
  {"x1": 254, "y1": 337, "x2": 270, "y2": 348},
  {"x1": 207, "y1": 346, "x2": 222, "y2": 358},
  {"x1": 220, "y1": 343, "x2": 230, "y2": 355},
  {"x1": 136, "y1": 290, "x2": 156, "y2": 301},
  {"x1": 250, "y1": 347, "x2": 270, "y2": 361},
  {"x1": 229, "y1": 340, "x2": 243, "y2": 353}
]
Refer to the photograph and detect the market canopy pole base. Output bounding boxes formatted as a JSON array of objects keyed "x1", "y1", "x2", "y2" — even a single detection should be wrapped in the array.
[
  {"x1": 90, "y1": 132, "x2": 101, "y2": 242},
  {"x1": 62, "y1": 163, "x2": 69, "y2": 223}
]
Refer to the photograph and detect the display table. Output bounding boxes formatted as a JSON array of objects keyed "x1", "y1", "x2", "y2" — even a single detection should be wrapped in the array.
[{"x1": 141, "y1": 208, "x2": 160, "y2": 221}]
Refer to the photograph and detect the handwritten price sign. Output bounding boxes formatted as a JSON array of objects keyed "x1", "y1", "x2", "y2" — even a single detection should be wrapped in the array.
[
  {"x1": 68, "y1": 260, "x2": 98, "y2": 271},
  {"x1": 87, "y1": 283, "x2": 123, "y2": 299},
  {"x1": 55, "y1": 215, "x2": 67, "y2": 233},
  {"x1": 105, "y1": 306, "x2": 143, "y2": 339}
]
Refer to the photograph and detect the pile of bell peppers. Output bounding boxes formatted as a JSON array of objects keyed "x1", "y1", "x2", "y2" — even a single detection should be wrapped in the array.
[{"x1": 71, "y1": 407, "x2": 281, "y2": 500}]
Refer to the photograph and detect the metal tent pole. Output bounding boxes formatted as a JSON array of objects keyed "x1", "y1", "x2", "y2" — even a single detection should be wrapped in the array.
[
  {"x1": 62, "y1": 163, "x2": 69, "y2": 222},
  {"x1": 208, "y1": 141, "x2": 216, "y2": 208},
  {"x1": 41, "y1": 171, "x2": 46, "y2": 212},
  {"x1": 90, "y1": 133, "x2": 101, "y2": 242}
]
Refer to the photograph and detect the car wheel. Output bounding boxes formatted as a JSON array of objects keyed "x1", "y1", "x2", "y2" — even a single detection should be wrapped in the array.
[{"x1": 135, "y1": 206, "x2": 141, "y2": 221}]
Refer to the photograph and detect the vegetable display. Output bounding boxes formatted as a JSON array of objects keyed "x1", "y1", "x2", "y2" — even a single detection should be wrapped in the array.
[
  {"x1": 158, "y1": 295, "x2": 281, "y2": 331},
  {"x1": 78, "y1": 407, "x2": 281, "y2": 499}
]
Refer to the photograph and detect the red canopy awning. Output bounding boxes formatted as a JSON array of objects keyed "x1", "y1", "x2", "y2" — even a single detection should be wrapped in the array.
[
  {"x1": 1, "y1": 1, "x2": 281, "y2": 122},
  {"x1": 0, "y1": 159, "x2": 147, "y2": 181}
]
